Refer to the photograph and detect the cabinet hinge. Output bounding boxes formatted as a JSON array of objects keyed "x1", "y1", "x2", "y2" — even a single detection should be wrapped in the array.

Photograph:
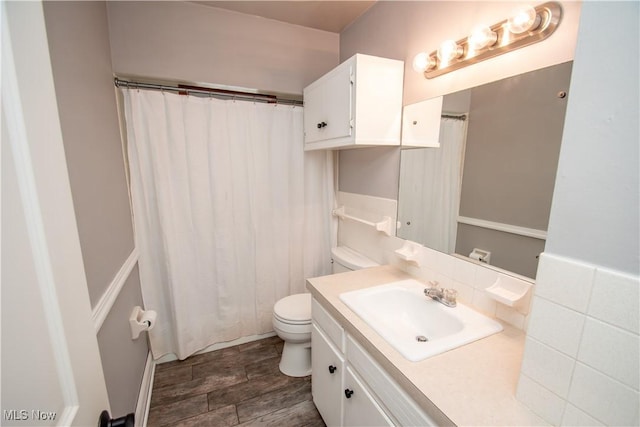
[{"x1": 349, "y1": 119, "x2": 354, "y2": 128}]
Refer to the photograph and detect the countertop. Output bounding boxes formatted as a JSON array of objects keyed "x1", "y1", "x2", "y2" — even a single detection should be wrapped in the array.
[{"x1": 306, "y1": 265, "x2": 547, "y2": 427}]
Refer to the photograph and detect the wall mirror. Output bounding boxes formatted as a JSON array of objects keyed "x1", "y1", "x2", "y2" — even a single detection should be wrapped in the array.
[{"x1": 397, "y1": 61, "x2": 573, "y2": 278}]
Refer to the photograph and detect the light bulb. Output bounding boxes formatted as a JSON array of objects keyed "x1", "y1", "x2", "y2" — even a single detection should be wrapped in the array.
[
  {"x1": 507, "y1": 5, "x2": 541, "y2": 34},
  {"x1": 468, "y1": 26, "x2": 498, "y2": 51},
  {"x1": 437, "y1": 40, "x2": 463, "y2": 63},
  {"x1": 412, "y1": 52, "x2": 436, "y2": 72}
]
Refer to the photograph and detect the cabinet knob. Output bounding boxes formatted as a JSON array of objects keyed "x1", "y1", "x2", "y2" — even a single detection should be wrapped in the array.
[
  {"x1": 317, "y1": 121, "x2": 328, "y2": 129},
  {"x1": 344, "y1": 388, "x2": 354, "y2": 399},
  {"x1": 328, "y1": 365, "x2": 337, "y2": 374}
]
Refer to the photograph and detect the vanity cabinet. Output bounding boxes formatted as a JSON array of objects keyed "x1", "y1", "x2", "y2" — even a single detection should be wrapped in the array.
[
  {"x1": 303, "y1": 54, "x2": 404, "y2": 151},
  {"x1": 311, "y1": 298, "x2": 436, "y2": 426}
]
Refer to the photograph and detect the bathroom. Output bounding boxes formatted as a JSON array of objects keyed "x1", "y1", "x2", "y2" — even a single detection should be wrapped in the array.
[{"x1": 2, "y1": 0, "x2": 638, "y2": 426}]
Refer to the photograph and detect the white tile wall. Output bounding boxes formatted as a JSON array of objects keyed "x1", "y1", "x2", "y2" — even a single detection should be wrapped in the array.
[
  {"x1": 516, "y1": 373, "x2": 567, "y2": 426},
  {"x1": 526, "y1": 296, "x2": 586, "y2": 357},
  {"x1": 520, "y1": 337, "x2": 575, "y2": 397},
  {"x1": 577, "y1": 318, "x2": 639, "y2": 390},
  {"x1": 568, "y1": 363, "x2": 639, "y2": 427},
  {"x1": 495, "y1": 304, "x2": 526, "y2": 330},
  {"x1": 536, "y1": 253, "x2": 595, "y2": 312},
  {"x1": 518, "y1": 253, "x2": 640, "y2": 426},
  {"x1": 450, "y1": 279, "x2": 474, "y2": 305},
  {"x1": 452, "y1": 256, "x2": 477, "y2": 285},
  {"x1": 588, "y1": 268, "x2": 640, "y2": 334},
  {"x1": 474, "y1": 265, "x2": 500, "y2": 290},
  {"x1": 470, "y1": 289, "x2": 498, "y2": 317},
  {"x1": 561, "y1": 404, "x2": 604, "y2": 427}
]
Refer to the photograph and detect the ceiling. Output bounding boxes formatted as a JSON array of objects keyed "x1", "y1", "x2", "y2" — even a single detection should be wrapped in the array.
[{"x1": 190, "y1": 1, "x2": 376, "y2": 33}]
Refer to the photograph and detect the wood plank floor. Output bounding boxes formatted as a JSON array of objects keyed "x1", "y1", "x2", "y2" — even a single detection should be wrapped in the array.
[{"x1": 148, "y1": 336, "x2": 326, "y2": 427}]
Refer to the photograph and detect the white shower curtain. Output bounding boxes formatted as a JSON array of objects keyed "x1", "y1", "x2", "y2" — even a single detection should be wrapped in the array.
[
  {"x1": 122, "y1": 89, "x2": 334, "y2": 360},
  {"x1": 398, "y1": 117, "x2": 467, "y2": 253}
]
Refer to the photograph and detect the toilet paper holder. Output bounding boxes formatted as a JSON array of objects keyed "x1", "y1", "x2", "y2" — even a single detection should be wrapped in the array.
[
  {"x1": 469, "y1": 248, "x2": 491, "y2": 264},
  {"x1": 129, "y1": 306, "x2": 157, "y2": 340}
]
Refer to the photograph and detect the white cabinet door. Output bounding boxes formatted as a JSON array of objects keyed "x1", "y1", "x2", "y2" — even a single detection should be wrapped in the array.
[
  {"x1": 401, "y1": 96, "x2": 444, "y2": 148},
  {"x1": 311, "y1": 324, "x2": 344, "y2": 427},
  {"x1": 343, "y1": 367, "x2": 394, "y2": 427},
  {"x1": 304, "y1": 61, "x2": 353, "y2": 146},
  {"x1": 303, "y1": 81, "x2": 325, "y2": 143},
  {"x1": 320, "y1": 63, "x2": 353, "y2": 142}
]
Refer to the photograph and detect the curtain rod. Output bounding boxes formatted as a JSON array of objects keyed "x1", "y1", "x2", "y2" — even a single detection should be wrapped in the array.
[
  {"x1": 114, "y1": 78, "x2": 304, "y2": 106},
  {"x1": 441, "y1": 113, "x2": 467, "y2": 121}
]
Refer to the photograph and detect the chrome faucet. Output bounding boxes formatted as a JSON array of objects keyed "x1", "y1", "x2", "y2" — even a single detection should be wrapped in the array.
[{"x1": 423, "y1": 281, "x2": 457, "y2": 307}]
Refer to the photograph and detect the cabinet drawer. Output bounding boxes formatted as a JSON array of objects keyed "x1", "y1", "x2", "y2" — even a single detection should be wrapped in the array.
[
  {"x1": 346, "y1": 335, "x2": 437, "y2": 426},
  {"x1": 312, "y1": 298, "x2": 344, "y2": 351}
]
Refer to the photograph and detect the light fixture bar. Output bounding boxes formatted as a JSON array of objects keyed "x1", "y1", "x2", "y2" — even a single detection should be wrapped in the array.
[{"x1": 423, "y1": 2, "x2": 562, "y2": 79}]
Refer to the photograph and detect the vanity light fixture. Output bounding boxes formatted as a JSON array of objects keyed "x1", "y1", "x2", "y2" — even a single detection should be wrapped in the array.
[
  {"x1": 437, "y1": 40, "x2": 464, "y2": 64},
  {"x1": 414, "y1": 1, "x2": 562, "y2": 79},
  {"x1": 412, "y1": 52, "x2": 436, "y2": 73},
  {"x1": 468, "y1": 26, "x2": 498, "y2": 51},
  {"x1": 507, "y1": 5, "x2": 542, "y2": 34}
]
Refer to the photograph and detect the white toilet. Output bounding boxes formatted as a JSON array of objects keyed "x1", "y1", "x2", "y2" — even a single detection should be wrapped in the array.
[{"x1": 272, "y1": 246, "x2": 379, "y2": 377}]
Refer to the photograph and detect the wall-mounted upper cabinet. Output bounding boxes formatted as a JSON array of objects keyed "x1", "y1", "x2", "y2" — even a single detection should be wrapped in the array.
[
  {"x1": 401, "y1": 96, "x2": 443, "y2": 148},
  {"x1": 303, "y1": 54, "x2": 404, "y2": 151}
]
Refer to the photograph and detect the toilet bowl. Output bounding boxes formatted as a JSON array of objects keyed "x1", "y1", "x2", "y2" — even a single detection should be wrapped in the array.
[
  {"x1": 272, "y1": 294, "x2": 312, "y2": 377},
  {"x1": 272, "y1": 246, "x2": 379, "y2": 377}
]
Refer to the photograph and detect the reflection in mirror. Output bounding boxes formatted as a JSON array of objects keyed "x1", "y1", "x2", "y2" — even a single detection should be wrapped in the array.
[{"x1": 397, "y1": 61, "x2": 573, "y2": 278}]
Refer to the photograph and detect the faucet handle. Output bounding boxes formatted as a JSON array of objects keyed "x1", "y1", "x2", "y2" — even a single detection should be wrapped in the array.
[
  {"x1": 427, "y1": 280, "x2": 439, "y2": 289},
  {"x1": 444, "y1": 288, "x2": 458, "y2": 306}
]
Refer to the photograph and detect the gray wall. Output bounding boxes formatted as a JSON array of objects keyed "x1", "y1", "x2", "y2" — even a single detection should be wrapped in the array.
[
  {"x1": 42, "y1": 1, "x2": 147, "y2": 416},
  {"x1": 544, "y1": 2, "x2": 639, "y2": 275},
  {"x1": 106, "y1": 1, "x2": 340, "y2": 94},
  {"x1": 338, "y1": 147, "x2": 400, "y2": 200},
  {"x1": 97, "y1": 266, "x2": 148, "y2": 416},
  {"x1": 43, "y1": 1, "x2": 134, "y2": 307}
]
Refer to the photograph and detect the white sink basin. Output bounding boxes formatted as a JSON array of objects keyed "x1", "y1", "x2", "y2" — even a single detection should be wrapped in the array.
[{"x1": 339, "y1": 279, "x2": 503, "y2": 362}]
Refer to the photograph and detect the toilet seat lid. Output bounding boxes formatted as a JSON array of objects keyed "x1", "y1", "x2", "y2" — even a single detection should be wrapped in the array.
[{"x1": 274, "y1": 293, "x2": 311, "y2": 323}]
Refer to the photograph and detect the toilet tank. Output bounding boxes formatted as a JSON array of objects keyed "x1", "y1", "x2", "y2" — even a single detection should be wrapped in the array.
[{"x1": 331, "y1": 246, "x2": 379, "y2": 274}]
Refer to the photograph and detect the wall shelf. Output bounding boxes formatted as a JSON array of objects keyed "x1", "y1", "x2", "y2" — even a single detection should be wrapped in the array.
[
  {"x1": 394, "y1": 240, "x2": 422, "y2": 266},
  {"x1": 332, "y1": 206, "x2": 393, "y2": 236},
  {"x1": 485, "y1": 275, "x2": 532, "y2": 307}
]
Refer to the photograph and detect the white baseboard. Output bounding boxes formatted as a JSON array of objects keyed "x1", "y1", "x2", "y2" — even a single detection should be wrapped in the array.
[{"x1": 135, "y1": 351, "x2": 155, "y2": 427}]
